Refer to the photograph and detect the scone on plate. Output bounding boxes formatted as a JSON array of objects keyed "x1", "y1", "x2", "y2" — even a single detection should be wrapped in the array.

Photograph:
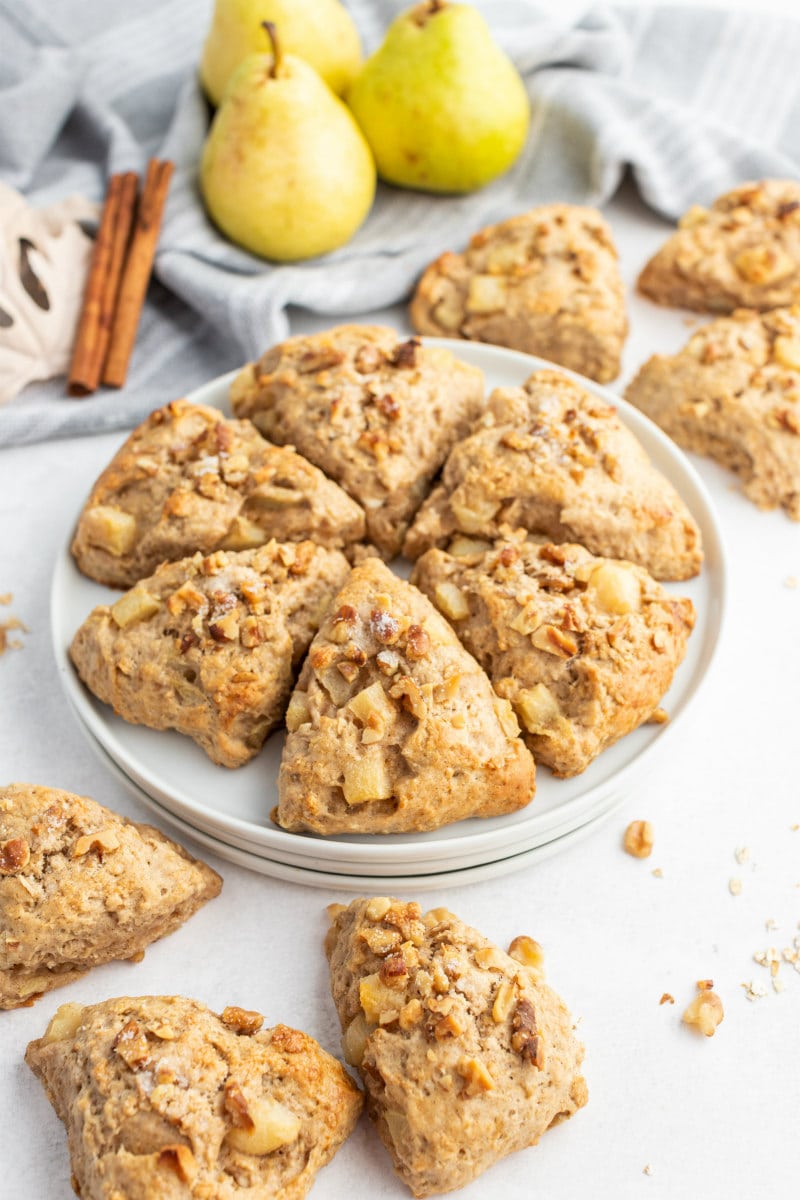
[
  {"x1": 26, "y1": 995, "x2": 362, "y2": 1200},
  {"x1": 70, "y1": 541, "x2": 350, "y2": 768},
  {"x1": 72, "y1": 399, "x2": 365, "y2": 589},
  {"x1": 275, "y1": 558, "x2": 535, "y2": 835},
  {"x1": 625, "y1": 306, "x2": 800, "y2": 520},
  {"x1": 412, "y1": 536, "x2": 695, "y2": 777},
  {"x1": 0, "y1": 784, "x2": 220, "y2": 1010},
  {"x1": 410, "y1": 204, "x2": 627, "y2": 383},
  {"x1": 403, "y1": 367, "x2": 703, "y2": 581},
  {"x1": 229, "y1": 324, "x2": 485, "y2": 558},
  {"x1": 638, "y1": 180, "x2": 800, "y2": 313},
  {"x1": 326, "y1": 897, "x2": 587, "y2": 1197}
]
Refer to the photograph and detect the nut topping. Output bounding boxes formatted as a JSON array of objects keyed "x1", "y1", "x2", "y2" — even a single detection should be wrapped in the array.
[
  {"x1": 223, "y1": 1080, "x2": 254, "y2": 1131},
  {"x1": 157, "y1": 1145, "x2": 198, "y2": 1184},
  {"x1": 0, "y1": 837, "x2": 30, "y2": 874},
  {"x1": 511, "y1": 999, "x2": 541, "y2": 1065},
  {"x1": 221, "y1": 1006, "x2": 264, "y2": 1035},
  {"x1": 73, "y1": 829, "x2": 121, "y2": 858}
]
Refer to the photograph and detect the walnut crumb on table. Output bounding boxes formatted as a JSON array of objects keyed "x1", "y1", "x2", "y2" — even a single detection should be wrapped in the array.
[
  {"x1": 623, "y1": 820, "x2": 654, "y2": 858},
  {"x1": 659, "y1": 993, "x2": 675, "y2": 1005},
  {"x1": 683, "y1": 981, "x2": 724, "y2": 1036}
]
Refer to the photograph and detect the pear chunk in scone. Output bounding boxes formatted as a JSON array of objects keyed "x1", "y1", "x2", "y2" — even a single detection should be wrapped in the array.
[
  {"x1": 230, "y1": 324, "x2": 485, "y2": 558},
  {"x1": 70, "y1": 542, "x2": 350, "y2": 768},
  {"x1": 0, "y1": 784, "x2": 221, "y2": 1010},
  {"x1": 412, "y1": 536, "x2": 695, "y2": 777},
  {"x1": 326, "y1": 897, "x2": 587, "y2": 1197},
  {"x1": 275, "y1": 557, "x2": 535, "y2": 835},
  {"x1": 71, "y1": 398, "x2": 365, "y2": 589},
  {"x1": 403, "y1": 367, "x2": 703, "y2": 581},
  {"x1": 25, "y1": 995, "x2": 362, "y2": 1200}
]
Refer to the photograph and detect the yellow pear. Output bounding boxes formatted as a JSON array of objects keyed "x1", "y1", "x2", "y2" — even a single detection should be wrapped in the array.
[
  {"x1": 200, "y1": 25, "x2": 376, "y2": 262},
  {"x1": 200, "y1": 0, "x2": 362, "y2": 105}
]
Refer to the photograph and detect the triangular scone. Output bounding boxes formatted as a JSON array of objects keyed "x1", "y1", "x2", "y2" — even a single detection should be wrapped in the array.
[
  {"x1": 0, "y1": 784, "x2": 220, "y2": 1010},
  {"x1": 412, "y1": 537, "x2": 695, "y2": 777},
  {"x1": 625, "y1": 306, "x2": 800, "y2": 520},
  {"x1": 70, "y1": 542, "x2": 350, "y2": 768},
  {"x1": 403, "y1": 368, "x2": 703, "y2": 581},
  {"x1": 638, "y1": 180, "x2": 800, "y2": 313},
  {"x1": 26, "y1": 995, "x2": 362, "y2": 1200},
  {"x1": 326, "y1": 898, "x2": 587, "y2": 1197},
  {"x1": 410, "y1": 204, "x2": 627, "y2": 383},
  {"x1": 229, "y1": 324, "x2": 485, "y2": 558},
  {"x1": 275, "y1": 558, "x2": 535, "y2": 835},
  {"x1": 71, "y1": 399, "x2": 366, "y2": 589}
]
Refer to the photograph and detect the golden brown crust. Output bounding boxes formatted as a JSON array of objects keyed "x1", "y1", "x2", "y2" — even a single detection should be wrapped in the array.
[
  {"x1": 403, "y1": 368, "x2": 703, "y2": 580},
  {"x1": 25, "y1": 995, "x2": 362, "y2": 1200},
  {"x1": 0, "y1": 785, "x2": 221, "y2": 1010},
  {"x1": 71, "y1": 399, "x2": 366, "y2": 589},
  {"x1": 229, "y1": 324, "x2": 485, "y2": 558},
  {"x1": 412, "y1": 536, "x2": 695, "y2": 777},
  {"x1": 276, "y1": 558, "x2": 535, "y2": 835},
  {"x1": 326, "y1": 898, "x2": 587, "y2": 1197},
  {"x1": 410, "y1": 204, "x2": 627, "y2": 383},
  {"x1": 69, "y1": 542, "x2": 350, "y2": 768},
  {"x1": 625, "y1": 305, "x2": 800, "y2": 519},
  {"x1": 638, "y1": 180, "x2": 800, "y2": 313}
]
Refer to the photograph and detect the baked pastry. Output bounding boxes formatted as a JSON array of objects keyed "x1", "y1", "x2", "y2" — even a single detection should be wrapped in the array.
[
  {"x1": 410, "y1": 204, "x2": 627, "y2": 383},
  {"x1": 26, "y1": 995, "x2": 362, "y2": 1200},
  {"x1": 229, "y1": 324, "x2": 485, "y2": 558},
  {"x1": 638, "y1": 180, "x2": 800, "y2": 313},
  {"x1": 625, "y1": 306, "x2": 800, "y2": 520},
  {"x1": 71, "y1": 399, "x2": 365, "y2": 589},
  {"x1": 403, "y1": 368, "x2": 703, "y2": 580},
  {"x1": 326, "y1": 897, "x2": 587, "y2": 1196},
  {"x1": 275, "y1": 557, "x2": 535, "y2": 835},
  {"x1": 0, "y1": 784, "x2": 220, "y2": 1010},
  {"x1": 412, "y1": 536, "x2": 695, "y2": 777},
  {"x1": 70, "y1": 542, "x2": 350, "y2": 768}
]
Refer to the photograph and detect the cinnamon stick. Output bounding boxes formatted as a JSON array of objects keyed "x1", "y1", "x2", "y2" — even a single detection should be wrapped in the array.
[
  {"x1": 102, "y1": 158, "x2": 174, "y2": 389},
  {"x1": 67, "y1": 171, "x2": 138, "y2": 397}
]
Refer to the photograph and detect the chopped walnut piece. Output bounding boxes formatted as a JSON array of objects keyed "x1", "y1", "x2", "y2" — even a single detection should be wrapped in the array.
[
  {"x1": 223, "y1": 1080, "x2": 255, "y2": 1131},
  {"x1": 0, "y1": 836, "x2": 30, "y2": 874},
  {"x1": 112, "y1": 1019, "x2": 151, "y2": 1070},
  {"x1": 623, "y1": 820, "x2": 654, "y2": 859},
  {"x1": 531, "y1": 623, "x2": 578, "y2": 658},
  {"x1": 683, "y1": 986, "x2": 724, "y2": 1037},
  {"x1": 492, "y1": 980, "x2": 517, "y2": 1023},
  {"x1": 220, "y1": 1006, "x2": 264, "y2": 1035},
  {"x1": 157, "y1": 1144, "x2": 198, "y2": 1184},
  {"x1": 389, "y1": 674, "x2": 427, "y2": 720},
  {"x1": 511, "y1": 999, "x2": 541, "y2": 1065},
  {"x1": 370, "y1": 608, "x2": 400, "y2": 645},
  {"x1": 380, "y1": 953, "x2": 410, "y2": 989},
  {"x1": 405, "y1": 624, "x2": 431, "y2": 660},
  {"x1": 73, "y1": 829, "x2": 121, "y2": 858},
  {"x1": 508, "y1": 936, "x2": 545, "y2": 979},
  {"x1": 659, "y1": 993, "x2": 675, "y2": 1006},
  {"x1": 457, "y1": 1057, "x2": 495, "y2": 1095},
  {"x1": 390, "y1": 338, "x2": 420, "y2": 368}
]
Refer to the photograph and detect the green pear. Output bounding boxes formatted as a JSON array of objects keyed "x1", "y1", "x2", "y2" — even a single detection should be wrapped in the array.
[
  {"x1": 200, "y1": 25, "x2": 376, "y2": 262},
  {"x1": 200, "y1": 0, "x2": 363, "y2": 106},
  {"x1": 347, "y1": 0, "x2": 530, "y2": 193}
]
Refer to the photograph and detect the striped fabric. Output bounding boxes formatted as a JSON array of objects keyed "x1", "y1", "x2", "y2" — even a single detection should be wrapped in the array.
[{"x1": 1, "y1": 0, "x2": 799, "y2": 445}]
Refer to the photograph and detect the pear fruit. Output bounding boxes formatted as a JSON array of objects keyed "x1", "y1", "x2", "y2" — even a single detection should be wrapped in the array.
[
  {"x1": 347, "y1": 0, "x2": 530, "y2": 194},
  {"x1": 200, "y1": 0, "x2": 362, "y2": 106},
  {"x1": 200, "y1": 25, "x2": 376, "y2": 262}
]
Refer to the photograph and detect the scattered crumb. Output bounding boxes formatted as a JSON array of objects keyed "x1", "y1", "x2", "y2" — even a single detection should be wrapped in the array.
[
  {"x1": 765, "y1": 917, "x2": 779, "y2": 932},
  {"x1": 623, "y1": 819, "x2": 654, "y2": 858},
  {"x1": 683, "y1": 982, "x2": 724, "y2": 1035},
  {"x1": 0, "y1": 615, "x2": 27, "y2": 657},
  {"x1": 734, "y1": 846, "x2": 750, "y2": 864},
  {"x1": 0, "y1": 593, "x2": 11, "y2": 605},
  {"x1": 651, "y1": 867, "x2": 664, "y2": 878},
  {"x1": 741, "y1": 980, "x2": 768, "y2": 1001},
  {"x1": 659, "y1": 993, "x2": 675, "y2": 1005},
  {"x1": 729, "y1": 878, "x2": 742, "y2": 896},
  {"x1": 647, "y1": 707, "x2": 669, "y2": 725},
  {"x1": 773, "y1": 978, "x2": 786, "y2": 994},
  {"x1": 784, "y1": 575, "x2": 798, "y2": 589},
  {"x1": 643, "y1": 1163, "x2": 654, "y2": 1176}
]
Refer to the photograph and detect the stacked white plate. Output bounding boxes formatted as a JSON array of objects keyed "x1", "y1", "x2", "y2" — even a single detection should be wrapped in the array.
[{"x1": 52, "y1": 342, "x2": 726, "y2": 890}]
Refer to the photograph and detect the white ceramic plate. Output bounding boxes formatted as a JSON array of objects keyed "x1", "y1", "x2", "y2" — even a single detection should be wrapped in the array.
[{"x1": 52, "y1": 340, "x2": 726, "y2": 874}]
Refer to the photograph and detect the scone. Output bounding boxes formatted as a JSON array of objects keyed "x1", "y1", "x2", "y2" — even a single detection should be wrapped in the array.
[
  {"x1": 0, "y1": 784, "x2": 220, "y2": 1010},
  {"x1": 638, "y1": 180, "x2": 800, "y2": 312},
  {"x1": 229, "y1": 324, "x2": 485, "y2": 558},
  {"x1": 26, "y1": 996, "x2": 362, "y2": 1200},
  {"x1": 411, "y1": 536, "x2": 695, "y2": 777},
  {"x1": 410, "y1": 204, "x2": 627, "y2": 383},
  {"x1": 275, "y1": 558, "x2": 535, "y2": 835},
  {"x1": 403, "y1": 368, "x2": 703, "y2": 580},
  {"x1": 326, "y1": 897, "x2": 587, "y2": 1197},
  {"x1": 72, "y1": 399, "x2": 365, "y2": 589},
  {"x1": 625, "y1": 306, "x2": 800, "y2": 520},
  {"x1": 70, "y1": 542, "x2": 350, "y2": 768}
]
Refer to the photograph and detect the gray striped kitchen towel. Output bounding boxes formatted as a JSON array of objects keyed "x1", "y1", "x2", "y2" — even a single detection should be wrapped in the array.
[{"x1": 1, "y1": 0, "x2": 800, "y2": 445}]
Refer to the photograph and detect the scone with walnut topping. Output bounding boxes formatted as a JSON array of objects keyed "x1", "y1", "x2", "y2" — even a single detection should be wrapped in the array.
[
  {"x1": 403, "y1": 368, "x2": 703, "y2": 581},
  {"x1": 326, "y1": 897, "x2": 587, "y2": 1197},
  {"x1": 410, "y1": 204, "x2": 627, "y2": 383},
  {"x1": 0, "y1": 784, "x2": 220, "y2": 1010},
  {"x1": 26, "y1": 995, "x2": 362, "y2": 1200},
  {"x1": 230, "y1": 324, "x2": 485, "y2": 558},
  {"x1": 625, "y1": 306, "x2": 800, "y2": 520},
  {"x1": 638, "y1": 180, "x2": 800, "y2": 312},
  {"x1": 72, "y1": 400, "x2": 365, "y2": 589},
  {"x1": 275, "y1": 557, "x2": 535, "y2": 835},
  {"x1": 412, "y1": 536, "x2": 695, "y2": 777},
  {"x1": 70, "y1": 541, "x2": 350, "y2": 768}
]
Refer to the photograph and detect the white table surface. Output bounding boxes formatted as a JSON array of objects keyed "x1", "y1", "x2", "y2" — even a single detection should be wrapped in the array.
[{"x1": 3, "y1": 180, "x2": 800, "y2": 1200}]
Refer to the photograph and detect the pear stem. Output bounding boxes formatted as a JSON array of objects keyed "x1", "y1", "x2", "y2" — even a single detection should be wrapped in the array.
[
  {"x1": 428, "y1": 0, "x2": 445, "y2": 12},
  {"x1": 262, "y1": 21, "x2": 281, "y2": 78}
]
